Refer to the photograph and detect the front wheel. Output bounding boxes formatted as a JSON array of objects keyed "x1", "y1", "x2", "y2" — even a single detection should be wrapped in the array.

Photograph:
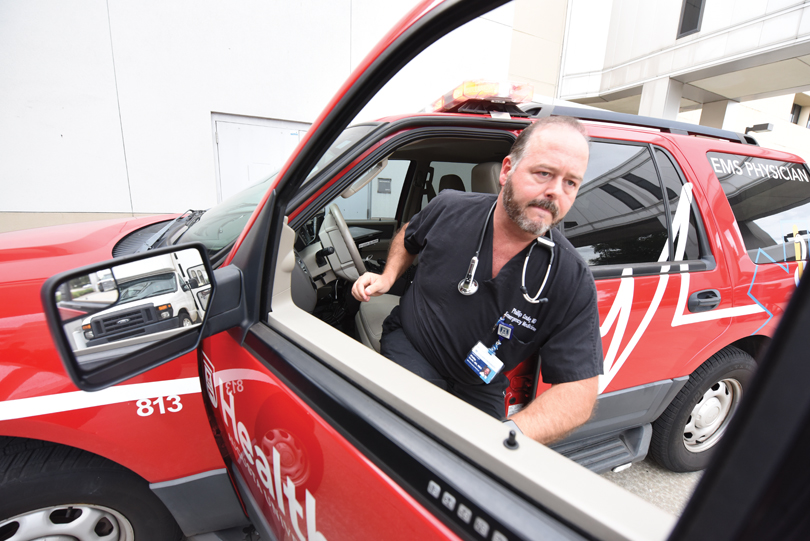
[
  {"x1": 650, "y1": 346, "x2": 756, "y2": 472},
  {"x1": 0, "y1": 438, "x2": 182, "y2": 541},
  {"x1": 179, "y1": 312, "x2": 193, "y2": 327}
]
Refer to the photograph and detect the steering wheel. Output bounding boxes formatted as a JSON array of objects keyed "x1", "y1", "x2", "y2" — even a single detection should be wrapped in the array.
[{"x1": 319, "y1": 204, "x2": 366, "y2": 281}]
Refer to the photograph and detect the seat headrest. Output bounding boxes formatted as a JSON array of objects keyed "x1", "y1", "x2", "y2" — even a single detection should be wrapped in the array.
[
  {"x1": 439, "y1": 174, "x2": 465, "y2": 192},
  {"x1": 471, "y1": 162, "x2": 502, "y2": 194}
]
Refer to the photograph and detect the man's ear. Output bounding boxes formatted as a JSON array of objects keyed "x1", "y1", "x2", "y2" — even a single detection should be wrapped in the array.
[{"x1": 499, "y1": 156, "x2": 512, "y2": 187}]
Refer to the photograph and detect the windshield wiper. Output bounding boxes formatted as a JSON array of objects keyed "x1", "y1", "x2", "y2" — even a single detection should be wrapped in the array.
[{"x1": 137, "y1": 210, "x2": 205, "y2": 252}]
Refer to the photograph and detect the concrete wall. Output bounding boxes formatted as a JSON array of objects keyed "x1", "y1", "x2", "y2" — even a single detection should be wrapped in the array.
[
  {"x1": 561, "y1": 0, "x2": 810, "y2": 100},
  {"x1": 507, "y1": 0, "x2": 569, "y2": 97},
  {"x1": 0, "y1": 1, "x2": 525, "y2": 233}
]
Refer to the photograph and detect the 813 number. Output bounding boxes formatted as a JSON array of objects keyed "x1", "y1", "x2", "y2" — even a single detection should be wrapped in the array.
[{"x1": 136, "y1": 395, "x2": 183, "y2": 417}]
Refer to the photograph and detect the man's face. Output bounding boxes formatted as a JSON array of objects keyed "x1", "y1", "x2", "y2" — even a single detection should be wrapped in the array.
[{"x1": 499, "y1": 124, "x2": 589, "y2": 237}]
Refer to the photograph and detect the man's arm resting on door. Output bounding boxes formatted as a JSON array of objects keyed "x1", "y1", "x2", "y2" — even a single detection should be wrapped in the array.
[{"x1": 509, "y1": 376, "x2": 598, "y2": 444}]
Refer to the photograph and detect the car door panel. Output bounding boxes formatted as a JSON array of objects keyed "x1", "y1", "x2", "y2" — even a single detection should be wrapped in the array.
[
  {"x1": 201, "y1": 330, "x2": 462, "y2": 541},
  {"x1": 238, "y1": 223, "x2": 675, "y2": 540}
]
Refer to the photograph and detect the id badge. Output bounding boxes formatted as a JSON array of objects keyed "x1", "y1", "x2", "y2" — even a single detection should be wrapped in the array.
[{"x1": 464, "y1": 342, "x2": 504, "y2": 384}]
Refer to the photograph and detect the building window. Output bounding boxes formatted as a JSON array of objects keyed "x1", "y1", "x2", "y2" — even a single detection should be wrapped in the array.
[
  {"x1": 677, "y1": 0, "x2": 706, "y2": 38},
  {"x1": 790, "y1": 103, "x2": 802, "y2": 124}
]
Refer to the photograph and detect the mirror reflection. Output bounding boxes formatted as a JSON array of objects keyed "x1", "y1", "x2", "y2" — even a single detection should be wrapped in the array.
[{"x1": 54, "y1": 248, "x2": 211, "y2": 369}]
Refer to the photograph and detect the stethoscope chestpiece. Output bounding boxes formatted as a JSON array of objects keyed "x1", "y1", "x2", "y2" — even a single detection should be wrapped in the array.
[
  {"x1": 458, "y1": 278, "x2": 478, "y2": 295},
  {"x1": 458, "y1": 256, "x2": 480, "y2": 295}
]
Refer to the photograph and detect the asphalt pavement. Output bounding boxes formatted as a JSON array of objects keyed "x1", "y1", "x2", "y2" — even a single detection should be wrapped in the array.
[{"x1": 601, "y1": 458, "x2": 703, "y2": 516}]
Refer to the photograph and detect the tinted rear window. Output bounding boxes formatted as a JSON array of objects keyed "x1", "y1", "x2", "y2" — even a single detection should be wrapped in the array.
[{"x1": 707, "y1": 152, "x2": 810, "y2": 264}]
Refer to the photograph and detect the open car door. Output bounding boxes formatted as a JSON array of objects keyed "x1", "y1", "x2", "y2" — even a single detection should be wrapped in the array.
[{"x1": 177, "y1": 1, "x2": 676, "y2": 539}]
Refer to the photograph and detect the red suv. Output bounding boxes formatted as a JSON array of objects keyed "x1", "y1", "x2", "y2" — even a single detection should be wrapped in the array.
[{"x1": 4, "y1": 1, "x2": 810, "y2": 539}]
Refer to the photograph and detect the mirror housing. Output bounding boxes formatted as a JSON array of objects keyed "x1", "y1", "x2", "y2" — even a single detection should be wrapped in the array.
[{"x1": 42, "y1": 244, "x2": 216, "y2": 391}]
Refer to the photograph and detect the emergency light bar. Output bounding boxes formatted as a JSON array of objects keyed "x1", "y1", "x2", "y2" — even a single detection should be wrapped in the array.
[{"x1": 428, "y1": 80, "x2": 533, "y2": 116}]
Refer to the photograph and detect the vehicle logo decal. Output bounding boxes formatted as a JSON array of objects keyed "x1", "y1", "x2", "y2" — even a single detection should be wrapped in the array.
[
  {"x1": 206, "y1": 359, "x2": 328, "y2": 541},
  {"x1": 203, "y1": 352, "x2": 217, "y2": 408},
  {"x1": 0, "y1": 377, "x2": 201, "y2": 421}
]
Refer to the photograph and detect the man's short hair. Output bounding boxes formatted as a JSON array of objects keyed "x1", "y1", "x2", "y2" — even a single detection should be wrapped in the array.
[{"x1": 509, "y1": 116, "x2": 589, "y2": 167}]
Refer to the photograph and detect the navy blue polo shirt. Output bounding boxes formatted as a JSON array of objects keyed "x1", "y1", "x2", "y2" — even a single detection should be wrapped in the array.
[{"x1": 390, "y1": 190, "x2": 603, "y2": 388}]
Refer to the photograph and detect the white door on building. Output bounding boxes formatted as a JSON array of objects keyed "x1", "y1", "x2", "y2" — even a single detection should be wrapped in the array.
[{"x1": 214, "y1": 115, "x2": 309, "y2": 203}]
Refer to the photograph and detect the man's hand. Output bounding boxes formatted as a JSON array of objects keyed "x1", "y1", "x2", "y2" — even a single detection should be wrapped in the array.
[
  {"x1": 352, "y1": 272, "x2": 393, "y2": 302},
  {"x1": 509, "y1": 376, "x2": 598, "y2": 444},
  {"x1": 352, "y1": 222, "x2": 415, "y2": 302}
]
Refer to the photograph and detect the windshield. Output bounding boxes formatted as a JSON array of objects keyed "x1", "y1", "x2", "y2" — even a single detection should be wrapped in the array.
[
  {"x1": 118, "y1": 273, "x2": 178, "y2": 304},
  {"x1": 177, "y1": 173, "x2": 278, "y2": 259},
  {"x1": 177, "y1": 123, "x2": 377, "y2": 261}
]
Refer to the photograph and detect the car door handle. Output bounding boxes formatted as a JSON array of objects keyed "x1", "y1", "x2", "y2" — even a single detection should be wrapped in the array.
[{"x1": 688, "y1": 289, "x2": 721, "y2": 313}]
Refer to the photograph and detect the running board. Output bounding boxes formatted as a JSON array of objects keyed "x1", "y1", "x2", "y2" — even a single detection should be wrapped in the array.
[{"x1": 550, "y1": 424, "x2": 652, "y2": 474}]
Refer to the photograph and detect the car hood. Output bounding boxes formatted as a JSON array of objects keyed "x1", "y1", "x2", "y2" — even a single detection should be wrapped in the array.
[
  {"x1": 0, "y1": 215, "x2": 175, "y2": 281},
  {"x1": 0, "y1": 215, "x2": 177, "y2": 399}
]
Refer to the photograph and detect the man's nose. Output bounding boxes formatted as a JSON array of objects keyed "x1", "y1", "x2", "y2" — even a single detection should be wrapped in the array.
[{"x1": 543, "y1": 175, "x2": 565, "y2": 198}]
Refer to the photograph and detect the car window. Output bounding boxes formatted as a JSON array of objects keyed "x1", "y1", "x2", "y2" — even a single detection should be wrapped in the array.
[
  {"x1": 418, "y1": 161, "x2": 483, "y2": 208},
  {"x1": 334, "y1": 159, "x2": 410, "y2": 219},
  {"x1": 707, "y1": 152, "x2": 810, "y2": 264},
  {"x1": 178, "y1": 125, "x2": 379, "y2": 263},
  {"x1": 656, "y1": 148, "x2": 701, "y2": 261},
  {"x1": 304, "y1": 124, "x2": 379, "y2": 183},
  {"x1": 564, "y1": 141, "x2": 670, "y2": 267}
]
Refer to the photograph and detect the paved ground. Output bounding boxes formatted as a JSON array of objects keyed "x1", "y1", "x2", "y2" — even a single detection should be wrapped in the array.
[{"x1": 601, "y1": 458, "x2": 703, "y2": 516}]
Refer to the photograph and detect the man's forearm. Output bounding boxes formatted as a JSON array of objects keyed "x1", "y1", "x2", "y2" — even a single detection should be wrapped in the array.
[
  {"x1": 380, "y1": 223, "x2": 416, "y2": 285},
  {"x1": 509, "y1": 377, "x2": 598, "y2": 444}
]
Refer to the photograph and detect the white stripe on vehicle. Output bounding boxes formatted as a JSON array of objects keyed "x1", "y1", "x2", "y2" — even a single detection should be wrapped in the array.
[
  {"x1": 598, "y1": 184, "x2": 766, "y2": 392},
  {"x1": 0, "y1": 377, "x2": 201, "y2": 421}
]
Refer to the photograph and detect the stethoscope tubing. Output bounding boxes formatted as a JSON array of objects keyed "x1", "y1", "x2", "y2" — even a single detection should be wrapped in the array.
[{"x1": 458, "y1": 201, "x2": 554, "y2": 304}]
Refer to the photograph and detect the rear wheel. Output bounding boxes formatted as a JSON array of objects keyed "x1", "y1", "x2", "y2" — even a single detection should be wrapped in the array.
[
  {"x1": 650, "y1": 346, "x2": 756, "y2": 472},
  {"x1": 0, "y1": 437, "x2": 182, "y2": 541}
]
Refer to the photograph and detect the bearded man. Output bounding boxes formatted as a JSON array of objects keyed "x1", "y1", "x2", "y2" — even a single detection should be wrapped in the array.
[{"x1": 351, "y1": 116, "x2": 603, "y2": 444}]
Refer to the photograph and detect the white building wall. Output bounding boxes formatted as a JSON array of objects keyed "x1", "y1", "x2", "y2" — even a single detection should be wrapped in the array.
[
  {"x1": 0, "y1": 1, "x2": 132, "y2": 214},
  {"x1": 561, "y1": 0, "x2": 810, "y2": 100},
  {"x1": 0, "y1": 0, "x2": 518, "y2": 224}
]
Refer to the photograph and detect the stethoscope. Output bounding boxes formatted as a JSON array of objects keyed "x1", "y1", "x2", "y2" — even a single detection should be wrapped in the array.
[{"x1": 458, "y1": 202, "x2": 555, "y2": 304}]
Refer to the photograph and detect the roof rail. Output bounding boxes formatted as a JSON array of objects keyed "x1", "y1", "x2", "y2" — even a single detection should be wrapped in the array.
[{"x1": 522, "y1": 103, "x2": 759, "y2": 146}]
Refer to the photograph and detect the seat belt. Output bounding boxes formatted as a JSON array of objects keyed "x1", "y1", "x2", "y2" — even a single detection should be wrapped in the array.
[{"x1": 424, "y1": 167, "x2": 437, "y2": 203}]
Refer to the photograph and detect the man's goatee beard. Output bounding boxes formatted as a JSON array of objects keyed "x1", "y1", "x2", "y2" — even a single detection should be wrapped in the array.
[{"x1": 502, "y1": 177, "x2": 560, "y2": 237}]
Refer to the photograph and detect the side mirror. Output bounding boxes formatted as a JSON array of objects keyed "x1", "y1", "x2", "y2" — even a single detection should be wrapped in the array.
[{"x1": 42, "y1": 244, "x2": 215, "y2": 391}]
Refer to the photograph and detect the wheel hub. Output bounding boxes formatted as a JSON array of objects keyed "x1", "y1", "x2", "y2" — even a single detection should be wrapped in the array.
[
  {"x1": 0, "y1": 504, "x2": 134, "y2": 541},
  {"x1": 694, "y1": 396, "x2": 723, "y2": 425},
  {"x1": 683, "y1": 378, "x2": 743, "y2": 453}
]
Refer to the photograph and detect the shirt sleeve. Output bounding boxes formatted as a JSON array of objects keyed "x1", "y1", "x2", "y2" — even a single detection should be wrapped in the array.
[
  {"x1": 403, "y1": 192, "x2": 450, "y2": 254},
  {"x1": 538, "y1": 260, "x2": 604, "y2": 384}
]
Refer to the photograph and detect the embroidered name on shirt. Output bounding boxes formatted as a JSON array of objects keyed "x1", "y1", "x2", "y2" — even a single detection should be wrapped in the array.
[{"x1": 505, "y1": 308, "x2": 537, "y2": 332}]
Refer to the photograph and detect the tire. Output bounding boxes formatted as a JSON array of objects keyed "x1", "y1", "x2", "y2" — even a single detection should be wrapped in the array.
[
  {"x1": 179, "y1": 312, "x2": 193, "y2": 327},
  {"x1": 0, "y1": 437, "x2": 182, "y2": 541},
  {"x1": 650, "y1": 346, "x2": 756, "y2": 472}
]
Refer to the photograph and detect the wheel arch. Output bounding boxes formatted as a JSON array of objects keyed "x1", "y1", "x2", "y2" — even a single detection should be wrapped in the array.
[
  {"x1": 729, "y1": 334, "x2": 771, "y2": 363},
  {"x1": 0, "y1": 435, "x2": 248, "y2": 538}
]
